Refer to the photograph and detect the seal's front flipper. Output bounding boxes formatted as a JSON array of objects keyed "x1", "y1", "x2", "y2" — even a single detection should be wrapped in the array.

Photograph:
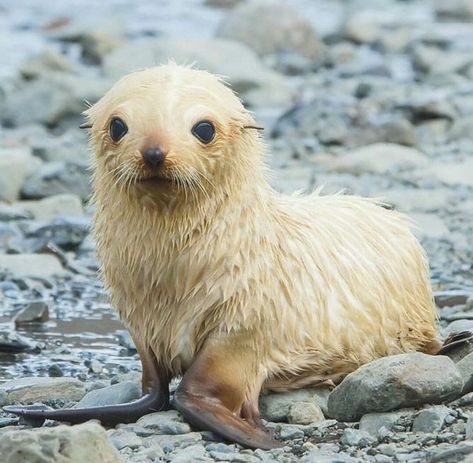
[
  {"x1": 4, "y1": 343, "x2": 171, "y2": 427},
  {"x1": 3, "y1": 382, "x2": 169, "y2": 427},
  {"x1": 173, "y1": 335, "x2": 281, "y2": 450}
]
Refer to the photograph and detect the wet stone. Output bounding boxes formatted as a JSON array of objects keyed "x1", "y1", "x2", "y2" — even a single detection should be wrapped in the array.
[
  {"x1": 340, "y1": 428, "x2": 376, "y2": 448},
  {"x1": 412, "y1": 406, "x2": 453, "y2": 433},
  {"x1": 74, "y1": 380, "x2": 140, "y2": 408},
  {"x1": 136, "y1": 410, "x2": 192, "y2": 435},
  {"x1": 288, "y1": 401, "x2": 325, "y2": 425},
  {"x1": 278, "y1": 423, "x2": 305, "y2": 440},
  {"x1": 13, "y1": 300, "x2": 49, "y2": 326},
  {"x1": 0, "y1": 331, "x2": 35, "y2": 354}
]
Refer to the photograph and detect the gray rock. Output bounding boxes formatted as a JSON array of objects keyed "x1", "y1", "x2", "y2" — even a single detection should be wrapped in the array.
[
  {"x1": 116, "y1": 330, "x2": 137, "y2": 354},
  {"x1": 15, "y1": 194, "x2": 84, "y2": 222},
  {"x1": 260, "y1": 387, "x2": 331, "y2": 421},
  {"x1": 375, "y1": 188, "x2": 453, "y2": 213},
  {"x1": 0, "y1": 331, "x2": 35, "y2": 353},
  {"x1": 410, "y1": 213, "x2": 450, "y2": 240},
  {"x1": 0, "y1": 203, "x2": 30, "y2": 221},
  {"x1": 302, "y1": 447, "x2": 362, "y2": 463},
  {"x1": 74, "y1": 381, "x2": 141, "y2": 408},
  {"x1": 19, "y1": 48, "x2": 76, "y2": 80},
  {"x1": 80, "y1": 31, "x2": 123, "y2": 65},
  {"x1": 435, "y1": 290, "x2": 471, "y2": 308},
  {"x1": 0, "y1": 148, "x2": 43, "y2": 201},
  {"x1": 0, "y1": 222, "x2": 24, "y2": 253},
  {"x1": 467, "y1": 415, "x2": 473, "y2": 440},
  {"x1": 28, "y1": 216, "x2": 90, "y2": 250},
  {"x1": 359, "y1": 410, "x2": 413, "y2": 435},
  {"x1": 136, "y1": 410, "x2": 191, "y2": 434},
  {"x1": 0, "y1": 422, "x2": 121, "y2": 463},
  {"x1": 340, "y1": 428, "x2": 376, "y2": 447},
  {"x1": 330, "y1": 143, "x2": 427, "y2": 176},
  {"x1": 13, "y1": 300, "x2": 49, "y2": 326},
  {"x1": 272, "y1": 100, "x2": 417, "y2": 148},
  {"x1": 420, "y1": 158, "x2": 473, "y2": 188},
  {"x1": 456, "y1": 351, "x2": 473, "y2": 394},
  {"x1": 0, "y1": 377, "x2": 85, "y2": 406},
  {"x1": 216, "y1": 2, "x2": 324, "y2": 59},
  {"x1": 327, "y1": 353, "x2": 463, "y2": 421},
  {"x1": 107, "y1": 428, "x2": 143, "y2": 450},
  {"x1": 1, "y1": 72, "x2": 111, "y2": 128},
  {"x1": 345, "y1": 12, "x2": 382, "y2": 44},
  {"x1": 142, "y1": 432, "x2": 202, "y2": 453},
  {"x1": 168, "y1": 444, "x2": 211, "y2": 463},
  {"x1": 412, "y1": 405, "x2": 453, "y2": 432},
  {"x1": 21, "y1": 161, "x2": 90, "y2": 201},
  {"x1": 0, "y1": 253, "x2": 67, "y2": 279},
  {"x1": 102, "y1": 39, "x2": 294, "y2": 107},
  {"x1": 288, "y1": 401, "x2": 325, "y2": 425},
  {"x1": 278, "y1": 423, "x2": 305, "y2": 440}
]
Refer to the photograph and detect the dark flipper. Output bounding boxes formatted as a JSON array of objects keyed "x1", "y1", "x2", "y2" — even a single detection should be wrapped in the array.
[
  {"x1": 172, "y1": 334, "x2": 281, "y2": 450},
  {"x1": 173, "y1": 390, "x2": 280, "y2": 450},
  {"x1": 436, "y1": 330, "x2": 473, "y2": 356},
  {"x1": 4, "y1": 341, "x2": 171, "y2": 427},
  {"x1": 3, "y1": 382, "x2": 169, "y2": 427}
]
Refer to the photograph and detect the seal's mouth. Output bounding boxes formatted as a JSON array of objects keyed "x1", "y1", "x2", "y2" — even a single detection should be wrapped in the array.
[{"x1": 137, "y1": 175, "x2": 174, "y2": 185}]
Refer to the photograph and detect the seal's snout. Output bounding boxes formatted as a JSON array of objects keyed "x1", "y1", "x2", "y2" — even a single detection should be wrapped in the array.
[{"x1": 142, "y1": 147, "x2": 165, "y2": 169}]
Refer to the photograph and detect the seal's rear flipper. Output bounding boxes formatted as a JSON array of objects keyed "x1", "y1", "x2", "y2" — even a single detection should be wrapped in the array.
[
  {"x1": 436, "y1": 330, "x2": 473, "y2": 356},
  {"x1": 3, "y1": 383, "x2": 168, "y2": 427}
]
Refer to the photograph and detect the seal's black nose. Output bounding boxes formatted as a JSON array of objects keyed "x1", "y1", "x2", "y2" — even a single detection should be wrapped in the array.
[{"x1": 143, "y1": 148, "x2": 165, "y2": 168}]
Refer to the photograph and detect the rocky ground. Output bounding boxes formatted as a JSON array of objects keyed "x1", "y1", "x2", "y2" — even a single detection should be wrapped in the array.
[{"x1": 1, "y1": 0, "x2": 473, "y2": 461}]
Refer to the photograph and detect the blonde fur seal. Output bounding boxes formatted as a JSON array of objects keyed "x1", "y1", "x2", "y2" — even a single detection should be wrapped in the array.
[{"x1": 6, "y1": 64, "x2": 449, "y2": 448}]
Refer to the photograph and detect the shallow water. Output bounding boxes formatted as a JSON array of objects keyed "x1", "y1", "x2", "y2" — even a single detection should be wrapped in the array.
[{"x1": 0, "y1": 278, "x2": 134, "y2": 382}]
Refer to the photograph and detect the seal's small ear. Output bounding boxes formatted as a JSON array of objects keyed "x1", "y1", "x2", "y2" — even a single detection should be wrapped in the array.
[
  {"x1": 79, "y1": 122, "x2": 92, "y2": 129},
  {"x1": 243, "y1": 125, "x2": 264, "y2": 131}
]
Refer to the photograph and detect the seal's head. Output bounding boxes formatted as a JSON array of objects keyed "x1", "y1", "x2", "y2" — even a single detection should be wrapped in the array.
[{"x1": 85, "y1": 64, "x2": 264, "y2": 202}]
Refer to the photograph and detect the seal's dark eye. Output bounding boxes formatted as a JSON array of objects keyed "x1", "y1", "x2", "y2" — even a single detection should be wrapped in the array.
[
  {"x1": 110, "y1": 117, "x2": 128, "y2": 142},
  {"x1": 192, "y1": 121, "x2": 215, "y2": 144}
]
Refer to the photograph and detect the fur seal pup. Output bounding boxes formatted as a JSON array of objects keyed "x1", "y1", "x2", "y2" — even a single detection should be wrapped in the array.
[{"x1": 5, "y1": 64, "x2": 466, "y2": 448}]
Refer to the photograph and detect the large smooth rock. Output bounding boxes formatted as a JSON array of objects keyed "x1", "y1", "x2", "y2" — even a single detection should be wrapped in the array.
[
  {"x1": 216, "y1": 2, "x2": 323, "y2": 59},
  {"x1": 0, "y1": 377, "x2": 85, "y2": 406},
  {"x1": 14, "y1": 194, "x2": 84, "y2": 222},
  {"x1": 102, "y1": 39, "x2": 293, "y2": 106},
  {"x1": 327, "y1": 353, "x2": 463, "y2": 422},
  {"x1": 0, "y1": 422, "x2": 122, "y2": 463},
  {"x1": 0, "y1": 148, "x2": 43, "y2": 201},
  {"x1": 75, "y1": 381, "x2": 141, "y2": 408},
  {"x1": 21, "y1": 161, "x2": 91, "y2": 201},
  {"x1": 330, "y1": 143, "x2": 427, "y2": 176},
  {"x1": 0, "y1": 254, "x2": 67, "y2": 279},
  {"x1": 421, "y1": 158, "x2": 473, "y2": 188}
]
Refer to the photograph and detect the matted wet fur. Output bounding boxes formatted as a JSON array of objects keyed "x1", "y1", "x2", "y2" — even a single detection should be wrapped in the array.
[{"x1": 5, "y1": 64, "x2": 442, "y2": 449}]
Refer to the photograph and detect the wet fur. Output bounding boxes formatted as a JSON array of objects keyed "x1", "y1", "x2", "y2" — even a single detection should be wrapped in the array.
[{"x1": 84, "y1": 64, "x2": 439, "y2": 396}]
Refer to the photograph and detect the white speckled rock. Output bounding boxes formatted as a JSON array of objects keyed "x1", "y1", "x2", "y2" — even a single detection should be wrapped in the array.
[{"x1": 0, "y1": 422, "x2": 122, "y2": 463}]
